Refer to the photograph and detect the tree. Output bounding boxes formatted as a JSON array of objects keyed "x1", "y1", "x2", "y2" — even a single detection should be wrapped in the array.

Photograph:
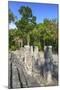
[
  {"x1": 9, "y1": 29, "x2": 24, "y2": 50},
  {"x1": 8, "y1": 8, "x2": 16, "y2": 23},
  {"x1": 36, "y1": 18, "x2": 58, "y2": 52},
  {"x1": 15, "y1": 6, "x2": 36, "y2": 45},
  {"x1": 19, "y1": 6, "x2": 32, "y2": 18}
]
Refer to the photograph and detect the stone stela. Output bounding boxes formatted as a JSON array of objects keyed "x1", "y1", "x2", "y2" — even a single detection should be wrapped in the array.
[{"x1": 44, "y1": 46, "x2": 53, "y2": 83}]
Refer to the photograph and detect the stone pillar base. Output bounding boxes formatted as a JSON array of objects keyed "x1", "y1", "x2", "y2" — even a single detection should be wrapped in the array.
[{"x1": 46, "y1": 71, "x2": 52, "y2": 84}]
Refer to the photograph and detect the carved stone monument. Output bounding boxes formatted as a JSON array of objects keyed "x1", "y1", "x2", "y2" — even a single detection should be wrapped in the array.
[
  {"x1": 34, "y1": 46, "x2": 39, "y2": 60},
  {"x1": 44, "y1": 46, "x2": 53, "y2": 83},
  {"x1": 24, "y1": 45, "x2": 32, "y2": 76}
]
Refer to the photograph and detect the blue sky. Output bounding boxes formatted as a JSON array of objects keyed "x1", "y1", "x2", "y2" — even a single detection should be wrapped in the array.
[{"x1": 8, "y1": 1, "x2": 58, "y2": 29}]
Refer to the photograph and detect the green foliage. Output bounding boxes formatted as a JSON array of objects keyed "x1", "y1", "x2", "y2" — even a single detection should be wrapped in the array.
[
  {"x1": 9, "y1": 6, "x2": 58, "y2": 53},
  {"x1": 19, "y1": 6, "x2": 32, "y2": 18},
  {"x1": 8, "y1": 8, "x2": 16, "y2": 23},
  {"x1": 15, "y1": 6, "x2": 36, "y2": 33},
  {"x1": 9, "y1": 29, "x2": 22, "y2": 50},
  {"x1": 36, "y1": 19, "x2": 58, "y2": 52}
]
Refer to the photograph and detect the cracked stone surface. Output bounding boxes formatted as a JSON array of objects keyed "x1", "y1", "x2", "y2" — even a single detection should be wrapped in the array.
[{"x1": 8, "y1": 47, "x2": 58, "y2": 88}]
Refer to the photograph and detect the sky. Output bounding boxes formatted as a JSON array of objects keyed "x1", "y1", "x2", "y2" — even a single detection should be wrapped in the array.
[{"x1": 8, "y1": 1, "x2": 58, "y2": 29}]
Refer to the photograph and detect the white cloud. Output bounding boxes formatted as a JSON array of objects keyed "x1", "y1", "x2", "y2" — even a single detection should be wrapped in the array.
[{"x1": 9, "y1": 22, "x2": 17, "y2": 29}]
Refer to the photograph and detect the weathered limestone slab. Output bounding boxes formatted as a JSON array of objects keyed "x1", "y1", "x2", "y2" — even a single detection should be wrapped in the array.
[
  {"x1": 44, "y1": 46, "x2": 53, "y2": 83},
  {"x1": 12, "y1": 63, "x2": 20, "y2": 88},
  {"x1": 8, "y1": 53, "x2": 12, "y2": 89},
  {"x1": 44, "y1": 46, "x2": 53, "y2": 64},
  {"x1": 30, "y1": 46, "x2": 33, "y2": 56},
  {"x1": 17, "y1": 61, "x2": 28, "y2": 88},
  {"x1": 34, "y1": 46, "x2": 39, "y2": 60},
  {"x1": 24, "y1": 51, "x2": 32, "y2": 76},
  {"x1": 47, "y1": 71, "x2": 52, "y2": 84}
]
